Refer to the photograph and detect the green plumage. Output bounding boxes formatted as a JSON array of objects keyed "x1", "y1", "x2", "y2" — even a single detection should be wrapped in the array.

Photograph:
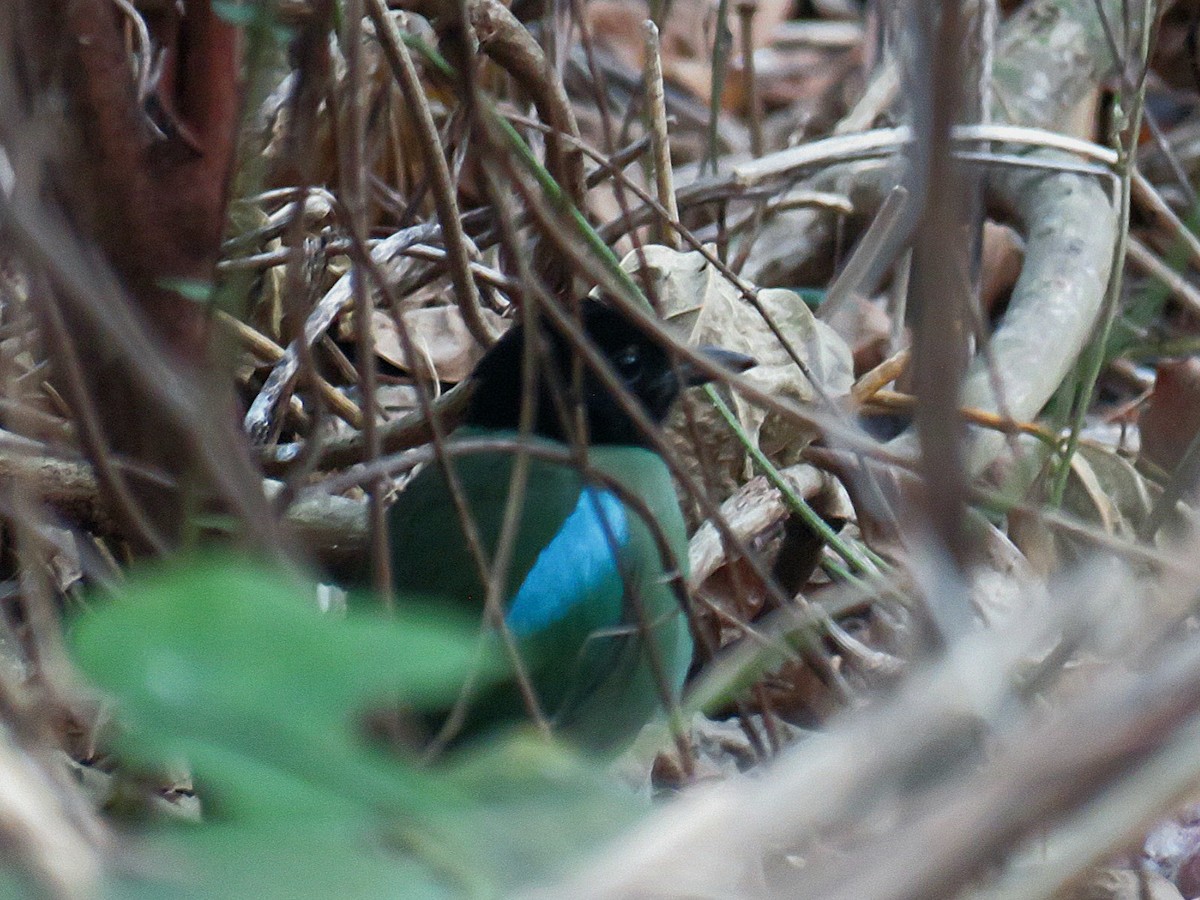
[
  {"x1": 388, "y1": 428, "x2": 692, "y2": 751},
  {"x1": 385, "y1": 299, "x2": 755, "y2": 751}
]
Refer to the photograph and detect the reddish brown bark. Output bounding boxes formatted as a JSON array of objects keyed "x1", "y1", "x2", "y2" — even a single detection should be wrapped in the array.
[
  {"x1": 25, "y1": 0, "x2": 260, "y2": 550},
  {"x1": 63, "y1": 0, "x2": 238, "y2": 365}
]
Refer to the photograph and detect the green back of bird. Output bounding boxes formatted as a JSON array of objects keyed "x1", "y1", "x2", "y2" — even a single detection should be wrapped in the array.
[{"x1": 388, "y1": 429, "x2": 691, "y2": 750}]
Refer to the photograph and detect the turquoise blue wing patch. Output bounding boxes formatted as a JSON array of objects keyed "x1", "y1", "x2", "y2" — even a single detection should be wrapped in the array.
[{"x1": 504, "y1": 488, "x2": 628, "y2": 638}]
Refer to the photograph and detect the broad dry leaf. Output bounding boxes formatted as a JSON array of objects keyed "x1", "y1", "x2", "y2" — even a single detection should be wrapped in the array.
[
  {"x1": 621, "y1": 244, "x2": 853, "y2": 500},
  {"x1": 1062, "y1": 442, "x2": 1158, "y2": 538},
  {"x1": 1140, "y1": 358, "x2": 1200, "y2": 476},
  {"x1": 372, "y1": 305, "x2": 507, "y2": 383}
]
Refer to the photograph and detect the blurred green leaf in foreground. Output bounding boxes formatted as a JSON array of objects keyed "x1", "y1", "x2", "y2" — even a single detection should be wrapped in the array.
[{"x1": 53, "y1": 557, "x2": 640, "y2": 898}]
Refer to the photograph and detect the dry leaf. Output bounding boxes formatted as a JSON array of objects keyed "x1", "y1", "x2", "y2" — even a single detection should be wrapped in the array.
[
  {"x1": 1062, "y1": 442, "x2": 1158, "y2": 538},
  {"x1": 620, "y1": 244, "x2": 854, "y2": 501},
  {"x1": 372, "y1": 306, "x2": 507, "y2": 383},
  {"x1": 970, "y1": 515, "x2": 1045, "y2": 626},
  {"x1": 1140, "y1": 358, "x2": 1200, "y2": 476},
  {"x1": 980, "y1": 221, "x2": 1025, "y2": 314}
]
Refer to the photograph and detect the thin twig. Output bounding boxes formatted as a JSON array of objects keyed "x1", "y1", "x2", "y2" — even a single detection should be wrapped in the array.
[
  {"x1": 341, "y1": 0, "x2": 393, "y2": 603},
  {"x1": 1049, "y1": 0, "x2": 1156, "y2": 506},
  {"x1": 218, "y1": 312, "x2": 362, "y2": 429},
  {"x1": 1131, "y1": 167, "x2": 1200, "y2": 276},
  {"x1": 367, "y1": 1, "x2": 497, "y2": 347},
  {"x1": 642, "y1": 21, "x2": 679, "y2": 249},
  {"x1": 736, "y1": 1, "x2": 762, "y2": 158},
  {"x1": 1126, "y1": 235, "x2": 1200, "y2": 318}
]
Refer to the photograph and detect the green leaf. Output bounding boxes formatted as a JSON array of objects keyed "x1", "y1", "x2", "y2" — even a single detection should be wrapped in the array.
[
  {"x1": 437, "y1": 735, "x2": 644, "y2": 888},
  {"x1": 65, "y1": 556, "x2": 641, "y2": 897},
  {"x1": 70, "y1": 558, "x2": 489, "y2": 815},
  {"x1": 71, "y1": 557, "x2": 486, "y2": 724},
  {"x1": 108, "y1": 823, "x2": 454, "y2": 900}
]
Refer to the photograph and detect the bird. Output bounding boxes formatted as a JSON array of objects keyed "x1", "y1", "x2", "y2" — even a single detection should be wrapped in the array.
[{"x1": 387, "y1": 299, "x2": 755, "y2": 752}]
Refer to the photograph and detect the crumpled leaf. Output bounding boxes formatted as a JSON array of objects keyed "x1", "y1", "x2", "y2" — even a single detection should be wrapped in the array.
[
  {"x1": 1062, "y1": 441, "x2": 1159, "y2": 538},
  {"x1": 620, "y1": 245, "x2": 854, "y2": 500},
  {"x1": 370, "y1": 306, "x2": 507, "y2": 383},
  {"x1": 1140, "y1": 357, "x2": 1200, "y2": 477}
]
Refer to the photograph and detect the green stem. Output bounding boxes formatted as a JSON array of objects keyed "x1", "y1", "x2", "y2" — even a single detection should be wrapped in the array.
[
  {"x1": 488, "y1": 85, "x2": 880, "y2": 586},
  {"x1": 1048, "y1": 7, "x2": 1155, "y2": 506},
  {"x1": 706, "y1": 386, "x2": 879, "y2": 579},
  {"x1": 490, "y1": 115, "x2": 650, "y2": 309},
  {"x1": 819, "y1": 554, "x2": 854, "y2": 582}
]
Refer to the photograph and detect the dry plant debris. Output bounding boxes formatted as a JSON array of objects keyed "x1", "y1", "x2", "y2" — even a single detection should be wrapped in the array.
[{"x1": 4, "y1": 0, "x2": 1200, "y2": 897}]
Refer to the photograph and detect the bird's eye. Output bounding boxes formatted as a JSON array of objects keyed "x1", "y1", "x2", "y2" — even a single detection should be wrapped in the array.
[{"x1": 615, "y1": 344, "x2": 642, "y2": 377}]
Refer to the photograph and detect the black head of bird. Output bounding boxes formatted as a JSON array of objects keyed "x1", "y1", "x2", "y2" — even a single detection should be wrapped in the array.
[{"x1": 464, "y1": 298, "x2": 756, "y2": 446}]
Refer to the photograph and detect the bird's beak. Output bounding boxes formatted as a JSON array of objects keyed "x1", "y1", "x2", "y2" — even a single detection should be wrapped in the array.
[{"x1": 681, "y1": 346, "x2": 758, "y2": 386}]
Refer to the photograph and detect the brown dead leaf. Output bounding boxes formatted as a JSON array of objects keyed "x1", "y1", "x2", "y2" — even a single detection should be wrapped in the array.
[
  {"x1": 726, "y1": 42, "x2": 861, "y2": 122},
  {"x1": 372, "y1": 306, "x2": 507, "y2": 383},
  {"x1": 621, "y1": 245, "x2": 853, "y2": 500},
  {"x1": 1140, "y1": 358, "x2": 1200, "y2": 476},
  {"x1": 1060, "y1": 442, "x2": 1158, "y2": 538},
  {"x1": 749, "y1": 652, "x2": 844, "y2": 728},
  {"x1": 1151, "y1": 2, "x2": 1200, "y2": 92},
  {"x1": 980, "y1": 221, "x2": 1024, "y2": 314}
]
